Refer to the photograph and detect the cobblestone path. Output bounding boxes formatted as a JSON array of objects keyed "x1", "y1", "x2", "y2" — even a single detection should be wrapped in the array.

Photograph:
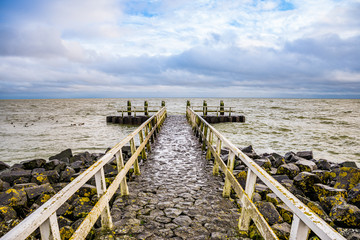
[{"x1": 108, "y1": 116, "x2": 241, "y2": 239}]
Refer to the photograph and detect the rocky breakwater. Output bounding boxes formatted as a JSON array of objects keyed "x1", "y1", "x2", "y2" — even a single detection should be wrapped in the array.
[
  {"x1": 0, "y1": 147, "x2": 136, "y2": 239},
  {"x1": 225, "y1": 145, "x2": 360, "y2": 240}
]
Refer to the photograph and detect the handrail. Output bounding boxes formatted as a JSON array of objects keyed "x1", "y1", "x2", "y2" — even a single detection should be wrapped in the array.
[
  {"x1": 1, "y1": 107, "x2": 167, "y2": 240},
  {"x1": 186, "y1": 107, "x2": 345, "y2": 240}
]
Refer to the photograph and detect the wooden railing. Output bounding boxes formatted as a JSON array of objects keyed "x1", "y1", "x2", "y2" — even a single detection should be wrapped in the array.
[
  {"x1": 1, "y1": 107, "x2": 167, "y2": 240},
  {"x1": 186, "y1": 107, "x2": 345, "y2": 240}
]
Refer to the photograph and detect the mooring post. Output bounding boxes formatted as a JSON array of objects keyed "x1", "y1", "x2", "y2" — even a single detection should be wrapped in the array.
[
  {"x1": 203, "y1": 100, "x2": 207, "y2": 116},
  {"x1": 161, "y1": 100, "x2": 165, "y2": 107},
  {"x1": 144, "y1": 101, "x2": 149, "y2": 116},
  {"x1": 220, "y1": 100, "x2": 224, "y2": 116},
  {"x1": 186, "y1": 100, "x2": 191, "y2": 108},
  {"x1": 127, "y1": 100, "x2": 131, "y2": 116}
]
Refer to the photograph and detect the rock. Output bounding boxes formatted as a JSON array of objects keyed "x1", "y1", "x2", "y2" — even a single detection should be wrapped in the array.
[
  {"x1": 277, "y1": 204, "x2": 293, "y2": 224},
  {"x1": 293, "y1": 172, "x2": 321, "y2": 196},
  {"x1": 164, "y1": 208, "x2": 182, "y2": 218},
  {"x1": 0, "y1": 188, "x2": 27, "y2": 207},
  {"x1": 60, "y1": 167, "x2": 76, "y2": 182},
  {"x1": 312, "y1": 170, "x2": 331, "y2": 184},
  {"x1": 44, "y1": 159, "x2": 60, "y2": 170},
  {"x1": 43, "y1": 170, "x2": 60, "y2": 184},
  {"x1": 330, "y1": 204, "x2": 360, "y2": 228},
  {"x1": 255, "y1": 201, "x2": 283, "y2": 225},
  {"x1": 0, "y1": 162, "x2": 10, "y2": 171},
  {"x1": 57, "y1": 202, "x2": 72, "y2": 216},
  {"x1": 272, "y1": 222, "x2": 291, "y2": 239},
  {"x1": 24, "y1": 183, "x2": 56, "y2": 201},
  {"x1": 341, "y1": 161, "x2": 358, "y2": 168},
  {"x1": 73, "y1": 204, "x2": 93, "y2": 219},
  {"x1": 0, "y1": 206, "x2": 17, "y2": 221},
  {"x1": 21, "y1": 159, "x2": 46, "y2": 170},
  {"x1": 284, "y1": 152, "x2": 295, "y2": 162},
  {"x1": 336, "y1": 228, "x2": 360, "y2": 238},
  {"x1": 49, "y1": 149, "x2": 72, "y2": 161},
  {"x1": 253, "y1": 192, "x2": 262, "y2": 202},
  {"x1": 348, "y1": 183, "x2": 360, "y2": 208},
  {"x1": 266, "y1": 193, "x2": 282, "y2": 205},
  {"x1": 255, "y1": 184, "x2": 271, "y2": 198},
  {"x1": 317, "y1": 159, "x2": 331, "y2": 170},
  {"x1": 241, "y1": 145, "x2": 260, "y2": 159},
  {"x1": 306, "y1": 200, "x2": 331, "y2": 223},
  {"x1": 272, "y1": 175, "x2": 290, "y2": 184},
  {"x1": 313, "y1": 183, "x2": 347, "y2": 200},
  {"x1": 348, "y1": 233, "x2": 360, "y2": 240},
  {"x1": 319, "y1": 195, "x2": 347, "y2": 213},
  {"x1": 254, "y1": 158, "x2": 271, "y2": 170},
  {"x1": 57, "y1": 216, "x2": 73, "y2": 228},
  {"x1": 173, "y1": 215, "x2": 192, "y2": 226},
  {"x1": 235, "y1": 170, "x2": 247, "y2": 189},
  {"x1": 276, "y1": 164, "x2": 300, "y2": 179},
  {"x1": 31, "y1": 172, "x2": 50, "y2": 185},
  {"x1": 334, "y1": 167, "x2": 360, "y2": 190},
  {"x1": 70, "y1": 152, "x2": 92, "y2": 164},
  {"x1": 0, "y1": 169, "x2": 32, "y2": 185},
  {"x1": 77, "y1": 184, "x2": 97, "y2": 197},
  {"x1": 0, "y1": 180, "x2": 10, "y2": 192},
  {"x1": 35, "y1": 192, "x2": 55, "y2": 205},
  {"x1": 296, "y1": 151, "x2": 313, "y2": 160},
  {"x1": 270, "y1": 153, "x2": 285, "y2": 168},
  {"x1": 295, "y1": 159, "x2": 317, "y2": 172},
  {"x1": 59, "y1": 226, "x2": 74, "y2": 240}
]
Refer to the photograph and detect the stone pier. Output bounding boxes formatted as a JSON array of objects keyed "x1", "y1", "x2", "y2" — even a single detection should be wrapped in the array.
[{"x1": 102, "y1": 116, "x2": 241, "y2": 239}]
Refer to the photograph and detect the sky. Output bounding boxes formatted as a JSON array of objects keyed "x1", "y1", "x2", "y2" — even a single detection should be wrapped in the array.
[{"x1": 0, "y1": 0, "x2": 359, "y2": 99}]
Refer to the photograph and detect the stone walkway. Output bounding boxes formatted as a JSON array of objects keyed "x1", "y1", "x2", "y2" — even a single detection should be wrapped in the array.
[{"x1": 106, "y1": 116, "x2": 241, "y2": 239}]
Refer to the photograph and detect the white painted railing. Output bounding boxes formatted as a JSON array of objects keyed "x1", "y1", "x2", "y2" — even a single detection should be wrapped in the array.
[
  {"x1": 186, "y1": 107, "x2": 345, "y2": 240},
  {"x1": 1, "y1": 107, "x2": 167, "y2": 240}
]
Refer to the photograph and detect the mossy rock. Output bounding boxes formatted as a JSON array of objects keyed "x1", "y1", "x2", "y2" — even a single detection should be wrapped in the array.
[
  {"x1": 319, "y1": 195, "x2": 347, "y2": 213},
  {"x1": 313, "y1": 183, "x2": 347, "y2": 200},
  {"x1": 295, "y1": 159, "x2": 317, "y2": 172},
  {"x1": 0, "y1": 205, "x2": 17, "y2": 221},
  {"x1": 58, "y1": 216, "x2": 73, "y2": 229},
  {"x1": 31, "y1": 173, "x2": 50, "y2": 185},
  {"x1": 277, "y1": 204, "x2": 293, "y2": 224},
  {"x1": 0, "y1": 188, "x2": 27, "y2": 207},
  {"x1": 266, "y1": 193, "x2": 282, "y2": 205},
  {"x1": 272, "y1": 222, "x2": 290, "y2": 240},
  {"x1": 249, "y1": 224, "x2": 264, "y2": 240},
  {"x1": 293, "y1": 172, "x2": 321, "y2": 195},
  {"x1": 59, "y1": 226, "x2": 74, "y2": 240},
  {"x1": 330, "y1": 204, "x2": 360, "y2": 228},
  {"x1": 235, "y1": 171, "x2": 247, "y2": 189},
  {"x1": 334, "y1": 167, "x2": 360, "y2": 190},
  {"x1": 255, "y1": 201, "x2": 283, "y2": 225},
  {"x1": 276, "y1": 164, "x2": 300, "y2": 179},
  {"x1": 348, "y1": 183, "x2": 360, "y2": 208},
  {"x1": 306, "y1": 201, "x2": 331, "y2": 223},
  {"x1": 21, "y1": 159, "x2": 46, "y2": 170},
  {"x1": 35, "y1": 192, "x2": 54, "y2": 205}
]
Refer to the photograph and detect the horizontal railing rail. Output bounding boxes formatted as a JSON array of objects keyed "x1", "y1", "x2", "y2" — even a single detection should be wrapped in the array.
[
  {"x1": 189, "y1": 105, "x2": 240, "y2": 117},
  {"x1": 1, "y1": 107, "x2": 167, "y2": 240},
  {"x1": 186, "y1": 107, "x2": 345, "y2": 240}
]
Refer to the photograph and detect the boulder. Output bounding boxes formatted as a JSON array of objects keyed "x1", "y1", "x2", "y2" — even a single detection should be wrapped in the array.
[
  {"x1": 49, "y1": 149, "x2": 72, "y2": 161},
  {"x1": 277, "y1": 204, "x2": 293, "y2": 224},
  {"x1": 235, "y1": 171, "x2": 247, "y2": 189},
  {"x1": 319, "y1": 195, "x2": 347, "y2": 213},
  {"x1": 293, "y1": 172, "x2": 321, "y2": 196},
  {"x1": 43, "y1": 170, "x2": 60, "y2": 184},
  {"x1": 296, "y1": 151, "x2": 313, "y2": 160},
  {"x1": 60, "y1": 167, "x2": 76, "y2": 182},
  {"x1": 0, "y1": 180, "x2": 10, "y2": 192},
  {"x1": 266, "y1": 193, "x2": 282, "y2": 205},
  {"x1": 348, "y1": 183, "x2": 360, "y2": 208},
  {"x1": 31, "y1": 172, "x2": 50, "y2": 185},
  {"x1": 255, "y1": 184, "x2": 271, "y2": 198},
  {"x1": 295, "y1": 159, "x2": 317, "y2": 172},
  {"x1": 330, "y1": 204, "x2": 360, "y2": 228},
  {"x1": 21, "y1": 159, "x2": 46, "y2": 170},
  {"x1": 254, "y1": 158, "x2": 271, "y2": 171},
  {"x1": 255, "y1": 201, "x2": 283, "y2": 225},
  {"x1": 77, "y1": 184, "x2": 97, "y2": 198},
  {"x1": 0, "y1": 205, "x2": 17, "y2": 222},
  {"x1": 276, "y1": 164, "x2": 300, "y2": 179},
  {"x1": 284, "y1": 152, "x2": 295, "y2": 162},
  {"x1": 0, "y1": 169, "x2": 32, "y2": 185},
  {"x1": 58, "y1": 216, "x2": 73, "y2": 229},
  {"x1": 24, "y1": 183, "x2": 56, "y2": 201},
  {"x1": 272, "y1": 175, "x2": 290, "y2": 184},
  {"x1": 70, "y1": 161, "x2": 83, "y2": 172},
  {"x1": 0, "y1": 188, "x2": 27, "y2": 207},
  {"x1": 334, "y1": 167, "x2": 360, "y2": 190},
  {"x1": 271, "y1": 222, "x2": 291, "y2": 240},
  {"x1": 306, "y1": 200, "x2": 331, "y2": 223},
  {"x1": 340, "y1": 161, "x2": 358, "y2": 168},
  {"x1": 317, "y1": 159, "x2": 331, "y2": 170},
  {"x1": 313, "y1": 183, "x2": 347, "y2": 200},
  {"x1": 0, "y1": 162, "x2": 10, "y2": 171},
  {"x1": 44, "y1": 159, "x2": 61, "y2": 170},
  {"x1": 270, "y1": 153, "x2": 285, "y2": 168},
  {"x1": 312, "y1": 170, "x2": 331, "y2": 184}
]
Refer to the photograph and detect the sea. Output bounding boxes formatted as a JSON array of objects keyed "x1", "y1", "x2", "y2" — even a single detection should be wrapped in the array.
[{"x1": 0, "y1": 98, "x2": 359, "y2": 166}]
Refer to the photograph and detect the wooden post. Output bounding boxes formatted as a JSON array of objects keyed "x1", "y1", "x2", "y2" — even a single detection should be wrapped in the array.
[
  {"x1": 213, "y1": 138, "x2": 221, "y2": 175},
  {"x1": 127, "y1": 100, "x2": 131, "y2": 116},
  {"x1": 94, "y1": 167, "x2": 113, "y2": 230},
  {"x1": 290, "y1": 216, "x2": 310, "y2": 240},
  {"x1": 238, "y1": 169, "x2": 257, "y2": 231},
  {"x1": 139, "y1": 130, "x2": 147, "y2": 159},
  {"x1": 220, "y1": 100, "x2": 224, "y2": 116},
  {"x1": 206, "y1": 131, "x2": 213, "y2": 160},
  {"x1": 144, "y1": 101, "x2": 149, "y2": 116},
  {"x1": 130, "y1": 138, "x2": 141, "y2": 175},
  {"x1": 145, "y1": 125, "x2": 151, "y2": 152},
  {"x1": 40, "y1": 213, "x2": 61, "y2": 240},
  {"x1": 202, "y1": 125, "x2": 208, "y2": 151},
  {"x1": 161, "y1": 100, "x2": 165, "y2": 107},
  {"x1": 223, "y1": 152, "x2": 235, "y2": 197},
  {"x1": 186, "y1": 100, "x2": 191, "y2": 108},
  {"x1": 203, "y1": 100, "x2": 207, "y2": 116},
  {"x1": 115, "y1": 150, "x2": 129, "y2": 196}
]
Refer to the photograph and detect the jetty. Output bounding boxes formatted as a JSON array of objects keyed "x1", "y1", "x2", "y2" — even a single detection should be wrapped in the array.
[{"x1": 0, "y1": 103, "x2": 349, "y2": 240}]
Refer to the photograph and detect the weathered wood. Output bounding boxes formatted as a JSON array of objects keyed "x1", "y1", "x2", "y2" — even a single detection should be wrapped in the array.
[
  {"x1": 223, "y1": 152, "x2": 235, "y2": 197},
  {"x1": 213, "y1": 138, "x2": 221, "y2": 176},
  {"x1": 139, "y1": 130, "x2": 147, "y2": 160},
  {"x1": 290, "y1": 216, "x2": 310, "y2": 240},
  {"x1": 130, "y1": 138, "x2": 141, "y2": 175},
  {"x1": 186, "y1": 107, "x2": 345, "y2": 240},
  {"x1": 144, "y1": 101, "x2": 149, "y2": 116},
  {"x1": 127, "y1": 100, "x2": 131, "y2": 116},
  {"x1": 239, "y1": 169, "x2": 257, "y2": 231},
  {"x1": 115, "y1": 150, "x2": 129, "y2": 196},
  {"x1": 220, "y1": 100, "x2": 224, "y2": 116},
  {"x1": 95, "y1": 167, "x2": 113, "y2": 230},
  {"x1": 203, "y1": 100, "x2": 208, "y2": 116},
  {"x1": 39, "y1": 213, "x2": 60, "y2": 240}
]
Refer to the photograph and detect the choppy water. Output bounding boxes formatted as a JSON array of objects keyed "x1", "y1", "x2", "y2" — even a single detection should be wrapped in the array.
[{"x1": 0, "y1": 98, "x2": 359, "y2": 165}]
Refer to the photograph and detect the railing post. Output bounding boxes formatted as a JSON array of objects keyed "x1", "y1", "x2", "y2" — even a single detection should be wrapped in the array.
[
  {"x1": 206, "y1": 131, "x2": 213, "y2": 160},
  {"x1": 290, "y1": 215, "x2": 310, "y2": 240},
  {"x1": 223, "y1": 152, "x2": 235, "y2": 197},
  {"x1": 220, "y1": 100, "x2": 224, "y2": 116},
  {"x1": 139, "y1": 130, "x2": 147, "y2": 159},
  {"x1": 145, "y1": 125, "x2": 151, "y2": 152},
  {"x1": 115, "y1": 150, "x2": 129, "y2": 196},
  {"x1": 149, "y1": 122, "x2": 155, "y2": 144},
  {"x1": 130, "y1": 138, "x2": 141, "y2": 175},
  {"x1": 127, "y1": 100, "x2": 131, "y2": 116},
  {"x1": 40, "y1": 213, "x2": 61, "y2": 240},
  {"x1": 144, "y1": 101, "x2": 149, "y2": 116},
  {"x1": 238, "y1": 169, "x2": 257, "y2": 232},
  {"x1": 203, "y1": 100, "x2": 207, "y2": 116},
  {"x1": 199, "y1": 121, "x2": 204, "y2": 142},
  {"x1": 213, "y1": 138, "x2": 221, "y2": 176},
  {"x1": 94, "y1": 167, "x2": 113, "y2": 230},
  {"x1": 202, "y1": 125, "x2": 208, "y2": 151}
]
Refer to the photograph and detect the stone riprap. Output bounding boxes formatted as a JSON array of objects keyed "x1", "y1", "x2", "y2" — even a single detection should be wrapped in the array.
[{"x1": 103, "y1": 116, "x2": 242, "y2": 239}]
